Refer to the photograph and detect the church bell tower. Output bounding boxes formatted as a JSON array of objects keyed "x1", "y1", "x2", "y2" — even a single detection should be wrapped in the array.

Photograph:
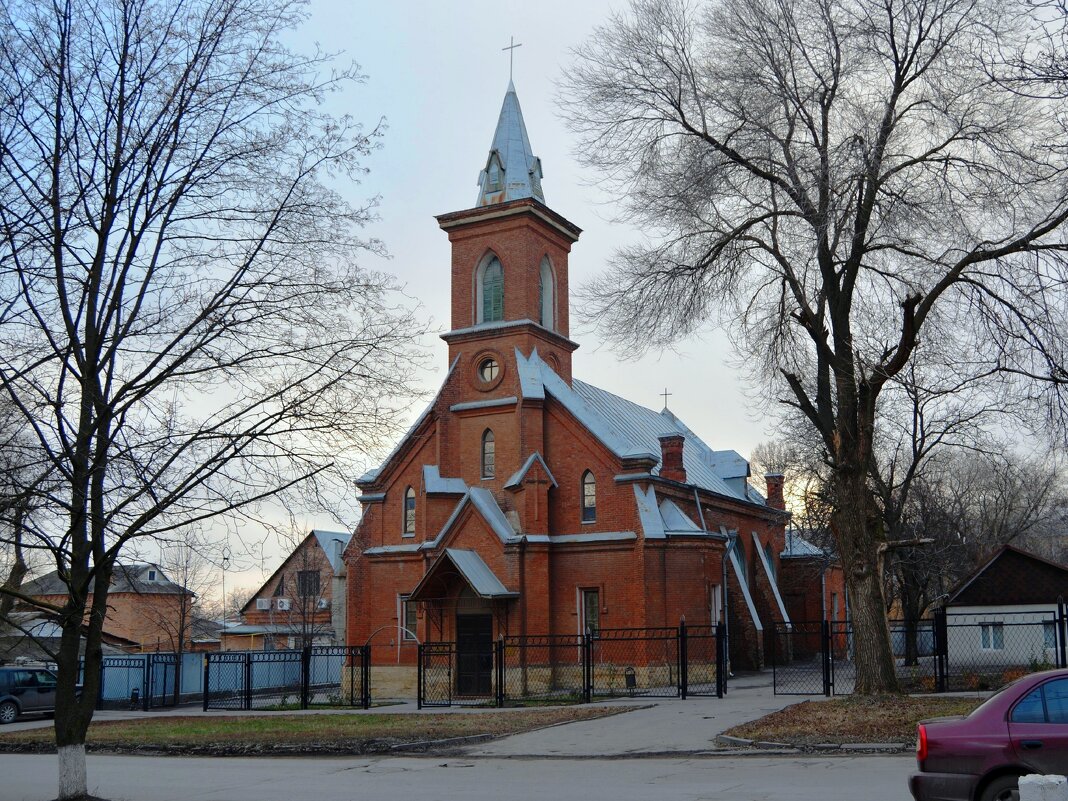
[{"x1": 436, "y1": 81, "x2": 581, "y2": 384}]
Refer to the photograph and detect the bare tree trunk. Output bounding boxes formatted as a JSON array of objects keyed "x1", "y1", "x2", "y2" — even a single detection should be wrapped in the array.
[
  {"x1": 832, "y1": 470, "x2": 900, "y2": 694},
  {"x1": 53, "y1": 580, "x2": 106, "y2": 800}
]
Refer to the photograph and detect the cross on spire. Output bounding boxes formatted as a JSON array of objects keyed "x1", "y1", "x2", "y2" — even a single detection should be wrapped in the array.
[
  {"x1": 661, "y1": 388, "x2": 672, "y2": 407},
  {"x1": 502, "y1": 36, "x2": 522, "y2": 82}
]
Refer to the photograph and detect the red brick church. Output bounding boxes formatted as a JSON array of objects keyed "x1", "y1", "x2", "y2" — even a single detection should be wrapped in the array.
[{"x1": 346, "y1": 81, "x2": 831, "y2": 693}]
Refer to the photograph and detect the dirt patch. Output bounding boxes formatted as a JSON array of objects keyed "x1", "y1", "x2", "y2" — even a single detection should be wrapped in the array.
[{"x1": 724, "y1": 695, "x2": 984, "y2": 746}]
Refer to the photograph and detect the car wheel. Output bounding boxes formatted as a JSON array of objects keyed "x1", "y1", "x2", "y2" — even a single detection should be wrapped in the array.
[
  {"x1": 0, "y1": 701, "x2": 17, "y2": 725},
  {"x1": 980, "y1": 775, "x2": 1020, "y2": 801}
]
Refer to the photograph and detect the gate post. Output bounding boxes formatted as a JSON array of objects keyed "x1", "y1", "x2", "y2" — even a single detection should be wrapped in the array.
[
  {"x1": 495, "y1": 638, "x2": 505, "y2": 708},
  {"x1": 243, "y1": 652, "x2": 252, "y2": 711},
  {"x1": 821, "y1": 620, "x2": 832, "y2": 697},
  {"x1": 582, "y1": 633, "x2": 592, "y2": 704},
  {"x1": 362, "y1": 646, "x2": 371, "y2": 710},
  {"x1": 715, "y1": 622, "x2": 727, "y2": 698},
  {"x1": 142, "y1": 655, "x2": 151, "y2": 711},
  {"x1": 96, "y1": 659, "x2": 105, "y2": 711},
  {"x1": 416, "y1": 643, "x2": 423, "y2": 710},
  {"x1": 300, "y1": 646, "x2": 311, "y2": 710},
  {"x1": 679, "y1": 619, "x2": 688, "y2": 700},
  {"x1": 1059, "y1": 597, "x2": 1067, "y2": 670},
  {"x1": 934, "y1": 607, "x2": 948, "y2": 692},
  {"x1": 202, "y1": 654, "x2": 210, "y2": 711}
]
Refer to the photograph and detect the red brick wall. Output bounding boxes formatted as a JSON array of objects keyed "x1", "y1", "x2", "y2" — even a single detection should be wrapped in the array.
[
  {"x1": 33, "y1": 591, "x2": 190, "y2": 651},
  {"x1": 444, "y1": 209, "x2": 574, "y2": 340}
]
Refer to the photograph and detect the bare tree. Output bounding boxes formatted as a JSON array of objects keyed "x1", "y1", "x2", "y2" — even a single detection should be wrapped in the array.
[
  {"x1": 563, "y1": 0, "x2": 1068, "y2": 693},
  {"x1": 0, "y1": 0, "x2": 424, "y2": 796}
]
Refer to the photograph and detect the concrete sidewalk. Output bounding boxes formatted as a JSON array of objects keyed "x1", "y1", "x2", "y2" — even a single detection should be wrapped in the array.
[
  {"x1": 5, "y1": 671, "x2": 821, "y2": 759},
  {"x1": 467, "y1": 672, "x2": 823, "y2": 757}
]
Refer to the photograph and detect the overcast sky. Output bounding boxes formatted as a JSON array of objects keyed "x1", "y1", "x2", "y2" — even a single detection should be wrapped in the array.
[{"x1": 219, "y1": 0, "x2": 783, "y2": 593}]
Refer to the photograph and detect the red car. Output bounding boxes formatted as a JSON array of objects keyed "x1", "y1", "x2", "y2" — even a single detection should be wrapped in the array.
[{"x1": 911, "y1": 669, "x2": 1068, "y2": 801}]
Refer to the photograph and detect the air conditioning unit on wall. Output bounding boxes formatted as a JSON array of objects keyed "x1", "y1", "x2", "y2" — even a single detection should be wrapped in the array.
[
  {"x1": 276, "y1": 598, "x2": 291, "y2": 611},
  {"x1": 255, "y1": 598, "x2": 270, "y2": 611}
]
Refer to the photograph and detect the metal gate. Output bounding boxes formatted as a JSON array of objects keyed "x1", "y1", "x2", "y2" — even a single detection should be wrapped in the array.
[
  {"x1": 770, "y1": 621, "x2": 830, "y2": 695},
  {"x1": 418, "y1": 623, "x2": 727, "y2": 707},
  {"x1": 417, "y1": 641, "x2": 500, "y2": 708},
  {"x1": 146, "y1": 653, "x2": 178, "y2": 708},
  {"x1": 204, "y1": 646, "x2": 370, "y2": 710}
]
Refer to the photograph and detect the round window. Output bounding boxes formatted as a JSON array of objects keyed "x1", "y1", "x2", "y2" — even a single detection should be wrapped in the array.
[{"x1": 478, "y1": 358, "x2": 499, "y2": 382}]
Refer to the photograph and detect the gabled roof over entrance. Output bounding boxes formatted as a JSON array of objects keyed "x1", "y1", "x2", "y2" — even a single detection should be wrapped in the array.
[{"x1": 409, "y1": 548, "x2": 519, "y2": 601}]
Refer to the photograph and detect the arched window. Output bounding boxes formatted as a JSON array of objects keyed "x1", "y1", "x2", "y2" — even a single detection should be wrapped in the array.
[
  {"x1": 539, "y1": 257, "x2": 555, "y2": 330},
  {"x1": 481, "y1": 429, "x2": 496, "y2": 478},
  {"x1": 581, "y1": 470, "x2": 596, "y2": 523},
  {"x1": 403, "y1": 486, "x2": 416, "y2": 535},
  {"x1": 476, "y1": 255, "x2": 504, "y2": 323}
]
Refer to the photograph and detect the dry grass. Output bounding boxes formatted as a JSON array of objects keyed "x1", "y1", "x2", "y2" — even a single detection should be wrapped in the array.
[
  {"x1": 0, "y1": 706, "x2": 626, "y2": 755},
  {"x1": 725, "y1": 695, "x2": 985, "y2": 745}
]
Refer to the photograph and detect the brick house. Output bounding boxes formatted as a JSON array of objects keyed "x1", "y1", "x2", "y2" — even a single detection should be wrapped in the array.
[
  {"x1": 346, "y1": 81, "x2": 801, "y2": 694},
  {"x1": 223, "y1": 530, "x2": 350, "y2": 651},
  {"x1": 22, "y1": 563, "x2": 193, "y2": 652}
]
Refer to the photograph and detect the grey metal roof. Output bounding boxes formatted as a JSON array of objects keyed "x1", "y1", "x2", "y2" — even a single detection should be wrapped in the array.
[
  {"x1": 514, "y1": 348, "x2": 762, "y2": 505},
  {"x1": 781, "y1": 530, "x2": 826, "y2": 559},
  {"x1": 504, "y1": 452, "x2": 558, "y2": 489},
  {"x1": 415, "y1": 548, "x2": 518, "y2": 599},
  {"x1": 446, "y1": 548, "x2": 517, "y2": 597},
  {"x1": 659, "y1": 499, "x2": 702, "y2": 533},
  {"x1": 312, "y1": 530, "x2": 352, "y2": 574},
  {"x1": 22, "y1": 564, "x2": 188, "y2": 596},
  {"x1": 423, "y1": 465, "x2": 467, "y2": 495},
  {"x1": 477, "y1": 81, "x2": 545, "y2": 207}
]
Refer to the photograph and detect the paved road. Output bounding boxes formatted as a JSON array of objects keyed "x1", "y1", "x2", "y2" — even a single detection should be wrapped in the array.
[{"x1": 3, "y1": 753, "x2": 916, "y2": 801}]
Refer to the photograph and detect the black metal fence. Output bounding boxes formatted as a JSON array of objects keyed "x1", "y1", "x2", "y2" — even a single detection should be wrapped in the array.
[
  {"x1": 203, "y1": 646, "x2": 370, "y2": 710},
  {"x1": 79, "y1": 653, "x2": 195, "y2": 710},
  {"x1": 417, "y1": 622, "x2": 726, "y2": 708},
  {"x1": 771, "y1": 605, "x2": 1068, "y2": 696}
]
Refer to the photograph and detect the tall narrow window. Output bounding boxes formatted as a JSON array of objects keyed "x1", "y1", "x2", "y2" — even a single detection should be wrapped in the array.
[
  {"x1": 539, "y1": 257, "x2": 554, "y2": 329},
  {"x1": 481, "y1": 429, "x2": 495, "y2": 478},
  {"x1": 481, "y1": 257, "x2": 504, "y2": 322},
  {"x1": 399, "y1": 594, "x2": 417, "y2": 641},
  {"x1": 581, "y1": 470, "x2": 596, "y2": 523},
  {"x1": 582, "y1": 589, "x2": 600, "y2": 636},
  {"x1": 403, "y1": 486, "x2": 416, "y2": 535}
]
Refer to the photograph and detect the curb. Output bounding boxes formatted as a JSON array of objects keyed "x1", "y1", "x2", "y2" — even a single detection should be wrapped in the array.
[{"x1": 713, "y1": 734, "x2": 909, "y2": 754}]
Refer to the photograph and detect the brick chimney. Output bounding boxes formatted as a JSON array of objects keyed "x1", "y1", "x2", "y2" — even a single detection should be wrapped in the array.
[
  {"x1": 658, "y1": 434, "x2": 687, "y2": 483},
  {"x1": 764, "y1": 473, "x2": 785, "y2": 510}
]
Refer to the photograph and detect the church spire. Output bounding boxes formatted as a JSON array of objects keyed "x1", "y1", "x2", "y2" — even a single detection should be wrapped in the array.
[{"x1": 477, "y1": 82, "x2": 545, "y2": 207}]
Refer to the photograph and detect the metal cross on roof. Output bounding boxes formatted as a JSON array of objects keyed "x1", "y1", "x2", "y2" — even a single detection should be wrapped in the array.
[
  {"x1": 502, "y1": 36, "x2": 522, "y2": 82},
  {"x1": 661, "y1": 388, "x2": 672, "y2": 407}
]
